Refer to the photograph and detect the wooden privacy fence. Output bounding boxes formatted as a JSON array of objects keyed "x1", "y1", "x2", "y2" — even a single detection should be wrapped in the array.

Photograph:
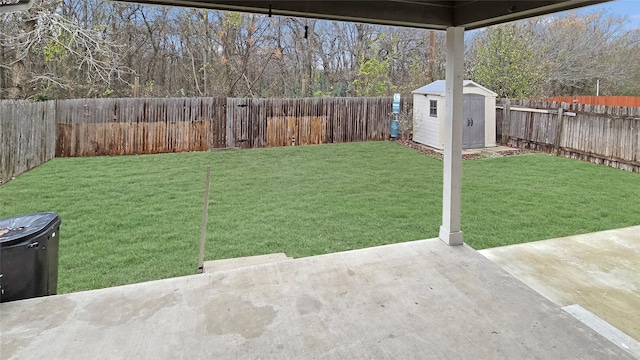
[
  {"x1": 0, "y1": 100, "x2": 57, "y2": 184},
  {"x1": 56, "y1": 97, "x2": 397, "y2": 156},
  {"x1": 1, "y1": 96, "x2": 401, "y2": 182},
  {"x1": 3, "y1": 95, "x2": 640, "y2": 183},
  {"x1": 498, "y1": 99, "x2": 640, "y2": 172}
]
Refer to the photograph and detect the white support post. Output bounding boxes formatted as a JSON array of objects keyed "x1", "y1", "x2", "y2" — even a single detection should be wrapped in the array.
[{"x1": 439, "y1": 27, "x2": 464, "y2": 246}]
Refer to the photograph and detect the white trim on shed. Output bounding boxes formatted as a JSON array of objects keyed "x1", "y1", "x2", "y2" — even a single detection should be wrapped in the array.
[{"x1": 412, "y1": 80, "x2": 497, "y2": 150}]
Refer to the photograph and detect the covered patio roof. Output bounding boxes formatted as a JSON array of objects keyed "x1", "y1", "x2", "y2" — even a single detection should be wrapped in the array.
[{"x1": 110, "y1": 0, "x2": 610, "y2": 30}]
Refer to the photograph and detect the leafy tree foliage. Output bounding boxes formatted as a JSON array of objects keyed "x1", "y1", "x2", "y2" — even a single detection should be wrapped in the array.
[
  {"x1": 352, "y1": 55, "x2": 393, "y2": 97},
  {"x1": 467, "y1": 24, "x2": 541, "y2": 99}
]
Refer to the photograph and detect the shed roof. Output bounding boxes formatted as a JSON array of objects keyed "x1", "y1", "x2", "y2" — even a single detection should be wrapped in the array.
[{"x1": 412, "y1": 80, "x2": 498, "y2": 97}]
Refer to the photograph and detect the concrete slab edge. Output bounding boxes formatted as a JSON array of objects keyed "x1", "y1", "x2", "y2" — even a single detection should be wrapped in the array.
[
  {"x1": 479, "y1": 225, "x2": 640, "y2": 252},
  {"x1": 203, "y1": 253, "x2": 293, "y2": 273},
  {"x1": 563, "y1": 304, "x2": 640, "y2": 359}
]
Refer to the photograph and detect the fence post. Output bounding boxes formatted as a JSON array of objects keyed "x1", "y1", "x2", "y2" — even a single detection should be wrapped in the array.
[
  {"x1": 502, "y1": 98, "x2": 511, "y2": 145},
  {"x1": 197, "y1": 166, "x2": 211, "y2": 274},
  {"x1": 54, "y1": 99, "x2": 60, "y2": 157},
  {"x1": 554, "y1": 107, "x2": 564, "y2": 156}
]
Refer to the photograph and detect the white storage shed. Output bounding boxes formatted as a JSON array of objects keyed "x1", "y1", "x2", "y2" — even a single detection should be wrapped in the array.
[{"x1": 412, "y1": 80, "x2": 497, "y2": 150}]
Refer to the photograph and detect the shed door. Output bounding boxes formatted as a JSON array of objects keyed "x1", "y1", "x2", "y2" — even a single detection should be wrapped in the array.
[{"x1": 463, "y1": 94, "x2": 485, "y2": 149}]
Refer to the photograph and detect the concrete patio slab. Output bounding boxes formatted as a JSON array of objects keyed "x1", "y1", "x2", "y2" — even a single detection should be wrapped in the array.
[
  {"x1": 462, "y1": 145, "x2": 517, "y2": 156},
  {"x1": 1, "y1": 238, "x2": 634, "y2": 359},
  {"x1": 480, "y1": 226, "x2": 640, "y2": 345}
]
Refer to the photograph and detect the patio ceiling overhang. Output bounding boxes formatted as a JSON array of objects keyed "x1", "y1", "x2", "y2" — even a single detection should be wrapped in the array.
[
  {"x1": 109, "y1": 0, "x2": 611, "y2": 246},
  {"x1": 108, "y1": 0, "x2": 610, "y2": 30}
]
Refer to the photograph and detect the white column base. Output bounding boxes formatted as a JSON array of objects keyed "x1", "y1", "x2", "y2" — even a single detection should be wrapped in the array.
[{"x1": 439, "y1": 226, "x2": 464, "y2": 246}]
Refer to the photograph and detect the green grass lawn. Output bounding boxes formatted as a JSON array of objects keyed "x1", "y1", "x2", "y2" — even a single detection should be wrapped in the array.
[{"x1": 1, "y1": 141, "x2": 639, "y2": 293}]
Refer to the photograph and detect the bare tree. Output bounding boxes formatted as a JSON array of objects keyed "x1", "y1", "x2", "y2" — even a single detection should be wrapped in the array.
[
  {"x1": 1, "y1": 0, "x2": 130, "y2": 99},
  {"x1": 530, "y1": 10, "x2": 636, "y2": 96}
]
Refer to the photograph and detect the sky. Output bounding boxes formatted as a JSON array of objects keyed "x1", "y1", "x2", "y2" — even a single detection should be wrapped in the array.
[{"x1": 576, "y1": 0, "x2": 640, "y2": 30}]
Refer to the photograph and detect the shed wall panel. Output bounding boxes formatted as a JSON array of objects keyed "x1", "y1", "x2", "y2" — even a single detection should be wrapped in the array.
[
  {"x1": 484, "y1": 96, "x2": 497, "y2": 147},
  {"x1": 413, "y1": 94, "x2": 442, "y2": 148}
]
